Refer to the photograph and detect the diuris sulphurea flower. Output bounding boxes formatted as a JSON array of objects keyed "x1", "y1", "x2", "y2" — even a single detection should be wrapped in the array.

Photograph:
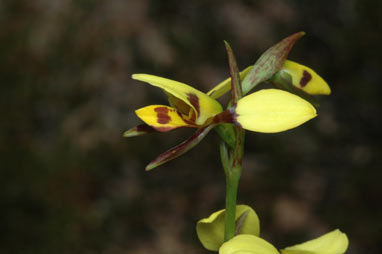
[
  {"x1": 131, "y1": 75, "x2": 316, "y2": 134},
  {"x1": 124, "y1": 73, "x2": 316, "y2": 170},
  {"x1": 124, "y1": 32, "x2": 330, "y2": 170}
]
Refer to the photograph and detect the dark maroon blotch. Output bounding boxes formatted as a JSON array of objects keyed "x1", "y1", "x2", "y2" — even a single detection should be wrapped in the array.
[
  {"x1": 154, "y1": 107, "x2": 171, "y2": 124},
  {"x1": 187, "y1": 93, "x2": 200, "y2": 115},
  {"x1": 136, "y1": 124, "x2": 156, "y2": 133},
  {"x1": 300, "y1": 70, "x2": 312, "y2": 87},
  {"x1": 213, "y1": 107, "x2": 238, "y2": 125}
]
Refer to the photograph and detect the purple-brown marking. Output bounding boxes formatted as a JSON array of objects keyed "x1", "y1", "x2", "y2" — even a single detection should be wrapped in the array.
[
  {"x1": 154, "y1": 107, "x2": 171, "y2": 124},
  {"x1": 123, "y1": 124, "x2": 157, "y2": 137},
  {"x1": 213, "y1": 106, "x2": 239, "y2": 125},
  {"x1": 300, "y1": 70, "x2": 312, "y2": 87},
  {"x1": 176, "y1": 111, "x2": 197, "y2": 126},
  {"x1": 135, "y1": 124, "x2": 156, "y2": 133},
  {"x1": 187, "y1": 93, "x2": 200, "y2": 115}
]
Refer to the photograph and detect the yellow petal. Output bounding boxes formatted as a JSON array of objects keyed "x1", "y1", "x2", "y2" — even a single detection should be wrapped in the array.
[
  {"x1": 132, "y1": 74, "x2": 223, "y2": 125},
  {"x1": 235, "y1": 89, "x2": 317, "y2": 133},
  {"x1": 207, "y1": 66, "x2": 253, "y2": 99},
  {"x1": 197, "y1": 205, "x2": 260, "y2": 251},
  {"x1": 280, "y1": 60, "x2": 331, "y2": 95},
  {"x1": 219, "y1": 234, "x2": 280, "y2": 254},
  {"x1": 135, "y1": 105, "x2": 196, "y2": 132},
  {"x1": 281, "y1": 229, "x2": 348, "y2": 254}
]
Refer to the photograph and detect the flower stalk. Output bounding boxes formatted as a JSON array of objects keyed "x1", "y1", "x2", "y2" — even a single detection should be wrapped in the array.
[
  {"x1": 223, "y1": 127, "x2": 245, "y2": 241},
  {"x1": 222, "y1": 41, "x2": 246, "y2": 241}
]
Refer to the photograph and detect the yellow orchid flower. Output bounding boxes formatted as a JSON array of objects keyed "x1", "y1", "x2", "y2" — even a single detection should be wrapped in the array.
[
  {"x1": 219, "y1": 229, "x2": 348, "y2": 254},
  {"x1": 129, "y1": 75, "x2": 316, "y2": 135},
  {"x1": 125, "y1": 73, "x2": 316, "y2": 170},
  {"x1": 124, "y1": 32, "x2": 321, "y2": 170}
]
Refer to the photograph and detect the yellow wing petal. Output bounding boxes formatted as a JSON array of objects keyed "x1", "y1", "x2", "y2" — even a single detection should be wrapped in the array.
[
  {"x1": 280, "y1": 60, "x2": 331, "y2": 95},
  {"x1": 135, "y1": 105, "x2": 196, "y2": 132},
  {"x1": 132, "y1": 74, "x2": 222, "y2": 125},
  {"x1": 219, "y1": 234, "x2": 280, "y2": 254},
  {"x1": 235, "y1": 89, "x2": 317, "y2": 133},
  {"x1": 207, "y1": 66, "x2": 252, "y2": 99},
  {"x1": 281, "y1": 229, "x2": 348, "y2": 254}
]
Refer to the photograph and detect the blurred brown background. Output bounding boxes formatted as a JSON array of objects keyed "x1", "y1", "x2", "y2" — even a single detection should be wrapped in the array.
[{"x1": 1, "y1": 0, "x2": 381, "y2": 253}]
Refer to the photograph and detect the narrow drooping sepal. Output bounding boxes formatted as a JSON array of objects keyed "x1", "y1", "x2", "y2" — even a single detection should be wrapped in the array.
[
  {"x1": 219, "y1": 235, "x2": 280, "y2": 254},
  {"x1": 135, "y1": 105, "x2": 196, "y2": 132},
  {"x1": 224, "y1": 41, "x2": 243, "y2": 104},
  {"x1": 235, "y1": 89, "x2": 317, "y2": 133},
  {"x1": 132, "y1": 74, "x2": 223, "y2": 125},
  {"x1": 278, "y1": 60, "x2": 331, "y2": 95},
  {"x1": 197, "y1": 205, "x2": 260, "y2": 251},
  {"x1": 207, "y1": 66, "x2": 252, "y2": 99},
  {"x1": 241, "y1": 32, "x2": 305, "y2": 95},
  {"x1": 123, "y1": 124, "x2": 157, "y2": 137},
  {"x1": 145, "y1": 125, "x2": 214, "y2": 170},
  {"x1": 281, "y1": 229, "x2": 348, "y2": 254}
]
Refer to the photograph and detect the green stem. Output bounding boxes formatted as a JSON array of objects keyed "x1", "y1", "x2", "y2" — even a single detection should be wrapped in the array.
[
  {"x1": 224, "y1": 164, "x2": 241, "y2": 241},
  {"x1": 223, "y1": 128, "x2": 245, "y2": 242}
]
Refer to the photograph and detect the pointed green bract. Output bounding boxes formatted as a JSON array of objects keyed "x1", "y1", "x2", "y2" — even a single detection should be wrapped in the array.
[
  {"x1": 224, "y1": 41, "x2": 243, "y2": 104},
  {"x1": 281, "y1": 229, "x2": 348, "y2": 254},
  {"x1": 132, "y1": 74, "x2": 223, "y2": 125},
  {"x1": 219, "y1": 234, "x2": 280, "y2": 254},
  {"x1": 235, "y1": 89, "x2": 317, "y2": 133},
  {"x1": 241, "y1": 32, "x2": 305, "y2": 95},
  {"x1": 197, "y1": 205, "x2": 260, "y2": 251}
]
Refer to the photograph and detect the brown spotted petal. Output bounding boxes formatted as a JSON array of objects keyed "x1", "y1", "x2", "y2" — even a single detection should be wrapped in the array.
[
  {"x1": 135, "y1": 105, "x2": 197, "y2": 132},
  {"x1": 278, "y1": 60, "x2": 331, "y2": 95},
  {"x1": 132, "y1": 74, "x2": 223, "y2": 125},
  {"x1": 145, "y1": 125, "x2": 215, "y2": 170}
]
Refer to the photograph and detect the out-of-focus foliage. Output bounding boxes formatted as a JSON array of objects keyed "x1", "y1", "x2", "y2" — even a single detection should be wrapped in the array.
[{"x1": 0, "y1": 0, "x2": 381, "y2": 253}]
